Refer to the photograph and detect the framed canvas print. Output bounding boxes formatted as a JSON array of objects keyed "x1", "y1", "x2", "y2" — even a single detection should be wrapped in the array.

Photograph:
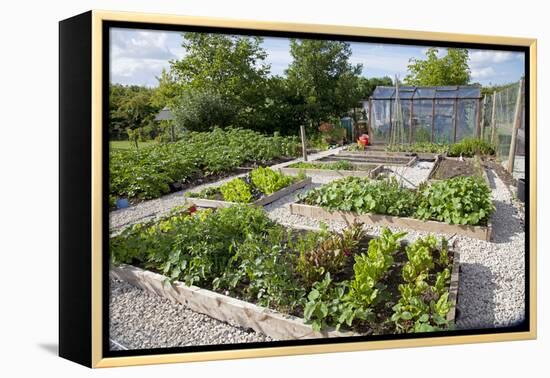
[{"x1": 59, "y1": 10, "x2": 537, "y2": 368}]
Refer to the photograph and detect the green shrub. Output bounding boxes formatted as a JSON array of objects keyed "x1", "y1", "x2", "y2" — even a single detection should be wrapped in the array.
[
  {"x1": 415, "y1": 176, "x2": 495, "y2": 225},
  {"x1": 219, "y1": 178, "x2": 253, "y2": 203},
  {"x1": 448, "y1": 137, "x2": 495, "y2": 157}
]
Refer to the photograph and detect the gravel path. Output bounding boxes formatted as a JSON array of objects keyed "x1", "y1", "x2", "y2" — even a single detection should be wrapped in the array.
[
  {"x1": 109, "y1": 146, "x2": 347, "y2": 232},
  {"x1": 109, "y1": 279, "x2": 272, "y2": 350}
]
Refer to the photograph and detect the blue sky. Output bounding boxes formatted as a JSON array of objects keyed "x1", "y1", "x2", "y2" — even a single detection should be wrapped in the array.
[{"x1": 110, "y1": 28, "x2": 525, "y2": 88}]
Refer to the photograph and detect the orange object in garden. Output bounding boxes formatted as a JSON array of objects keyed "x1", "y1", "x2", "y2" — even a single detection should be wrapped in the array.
[{"x1": 358, "y1": 134, "x2": 369, "y2": 146}]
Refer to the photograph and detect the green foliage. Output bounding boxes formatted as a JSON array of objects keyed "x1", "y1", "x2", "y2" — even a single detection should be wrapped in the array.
[
  {"x1": 172, "y1": 88, "x2": 237, "y2": 132},
  {"x1": 298, "y1": 177, "x2": 417, "y2": 217},
  {"x1": 302, "y1": 274, "x2": 351, "y2": 332},
  {"x1": 286, "y1": 39, "x2": 363, "y2": 127},
  {"x1": 110, "y1": 128, "x2": 301, "y2": 200},
  {"x1": 385, "y1": 142, "x2": 449, "y2": 154},
  {"x1": 250, "y1": 166, "x2": 295, "y2": 195},
  {"x1": 110, "y1": 206, "x2": 276, "y2": 286},
  {"x1": 448, "y1": 137, "x2": 495, "y2": 157},
  {"x1": 109, "y1": 84, "x2": 161, "y2": 140},
  {"x1": 343, "y1": 228, "x2": 407, "y2": 316},
  {"x1": 289, "y1": 160, "x2": 357, "y2": 171},
  {"x1": 391, "y1": 235, "x2": 453, "y2": 333},
  {"x1": 415, "y1": 176, "x2": 495, "y2": 225},
  {"x1": 213, "y1": 228, "x2": 305, "y2": 312},
  {"x1": 295, "y1": 223, "x2": 365, "y2": 288},
  {"x1": 219, "y1": 178, "x2": 253, "y2": 203},
  {"x1": 299, "y1": 175, "x2": 494, "y2": 226},
  {"x1": 404, "y1": 48, "x2": 471, "y2": 86}
]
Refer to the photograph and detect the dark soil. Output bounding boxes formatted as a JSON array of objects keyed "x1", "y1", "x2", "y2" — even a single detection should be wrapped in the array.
[
  {"x1": 482, "y1": 158, "x2": 517, "y2": 186},
  {"x1": 432, "y1": 158, "x2": 476, "y2": 180}
]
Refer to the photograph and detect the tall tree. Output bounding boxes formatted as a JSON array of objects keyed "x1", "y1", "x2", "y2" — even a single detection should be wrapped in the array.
[
  {"x1": 404, "y1": 48, "x2": 470, "y2": 86},
  {"x1": 356, "y1": 76, "x2": 393, "y2": 98},
  {"x1": 169, "y1": 33, "x2": 269, "y2": 124},
  {"x1": 286, "y1": 39, "x2": 363, "y2": 128}
]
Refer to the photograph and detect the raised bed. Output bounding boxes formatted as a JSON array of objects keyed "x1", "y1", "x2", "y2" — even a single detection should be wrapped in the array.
[
  {"x1": 110, "y1": 264, "x2": 357, "y2": 340},
  {"x1": 428, "y1": 155, "x2": 490, "y2": 186},
  {"x1": 289, "y1": 203, "x2": 492, "y2": 241},
  {"x1": 278, "y1": 164, "x2": 383, "y2": 179},
  {"x1": 319, "y1": 154, "x2": 416, "y2": 166},
  {"x1": 110, "y1": 233, "x2": 460, "y2": 340},
  {"x1": 188, "y1": 177, "x2": 311, "y2": 209}
]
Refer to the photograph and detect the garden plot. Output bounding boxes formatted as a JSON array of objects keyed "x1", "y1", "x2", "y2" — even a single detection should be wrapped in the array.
[
  {"x1": 110, "y1": 206, "x2": 459, "y2": 340},
  {"x1": 279, "y1": 160, "x2": 383, "y2": 179},
  {"x1": 428, "y1": 156, "x2": 488, "y2": 184},
  {"x1": 318, "y1": 153, "x2": 415, "y2": 166},
  {"x1": 290, "y1": 173, "x2": 494, "y2": 240},
  {"x1": 262, "y1": 168, "x2": 524, "y2": 330},
  {"x1": 109, "y1": 147, "x2": 346, "y2": 232},
  {"x1": 187, "y1": 167, "x2": 310, "y2": 209}
]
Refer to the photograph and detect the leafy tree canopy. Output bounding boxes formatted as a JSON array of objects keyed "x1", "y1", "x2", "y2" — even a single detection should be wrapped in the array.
[
  {"x1": 286, "y1": 39, "x2": 363, "y2": 127},
  {"x1": 404, "y1": 48, "x2": 470, "y2": 86}
]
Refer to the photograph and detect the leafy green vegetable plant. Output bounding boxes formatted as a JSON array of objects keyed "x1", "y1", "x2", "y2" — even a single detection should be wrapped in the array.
[
  {"x1": 415, "y1": 176, "x2": 495, "y2": 225},
  {"x1": 219, "y1": 178, "x2": 253, "y2": 203},
  {"x1": 250, "y1": 166, "x2": 295, "y2": 195},
  {"x1": 448, "y1": 137, "x2": 495, "y2": 157}
]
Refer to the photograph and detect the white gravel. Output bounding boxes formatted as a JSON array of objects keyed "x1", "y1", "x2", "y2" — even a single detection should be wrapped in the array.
[{"x1": 109, "y1": 279, "x2": 272, "y2": 350}]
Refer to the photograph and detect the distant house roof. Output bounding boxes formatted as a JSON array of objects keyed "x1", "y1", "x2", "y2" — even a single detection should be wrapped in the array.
[
  {"x1": 154, "y1": 107, "x2": 174, "y2": 121},
  {"x1": 370, "y1": 85, "x2": 482, "y2": 100}
]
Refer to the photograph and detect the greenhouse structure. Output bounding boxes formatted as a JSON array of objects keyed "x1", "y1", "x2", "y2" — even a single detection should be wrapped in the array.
[{"x1": 363, "y1": 85, "x2": 483, "y2": 145}]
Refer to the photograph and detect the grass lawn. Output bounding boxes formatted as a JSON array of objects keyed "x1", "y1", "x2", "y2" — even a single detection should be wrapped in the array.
[{"x1": 110, "y1": 140, "x2": 156, "y2": 151}]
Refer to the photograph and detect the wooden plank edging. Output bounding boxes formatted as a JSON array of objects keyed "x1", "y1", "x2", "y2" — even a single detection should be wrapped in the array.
[
  {"x1": 289, "y1": 203, "x2": 491, "y2": 241},
  {"x1": 110, "y1": 264, "x2": 357, "y2": 340},
  {"x1": 188, "y1": 177, "x2": 312, "y2": 209},
  {"x1": 447, "y1": 251, "x2": 460, "y2": 323}
]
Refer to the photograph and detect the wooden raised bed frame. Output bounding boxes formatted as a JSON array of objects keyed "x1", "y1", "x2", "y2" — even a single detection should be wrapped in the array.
[
  {"x1": 110, "y1": 234, "x2": 460, "y2": 340},
  {"x1": 187, "y1": 177, "x2": 311, "y2": 208},
  {"x1": 427, "y1": 155, "x2": 490, "y2": 186},
  {"x1": 289, "y1": 203, "x2": 492, "y2": 241},
  {"x1": 278, "y1": 164, "x2": 383, "y2": 179}
]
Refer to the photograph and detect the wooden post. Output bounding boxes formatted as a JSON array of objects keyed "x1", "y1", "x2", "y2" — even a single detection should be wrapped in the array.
[
  {"x1": 490, "y1": 91, "x2": 497, "y2": 145},
  {"x1": 480, "y1": 96, "x2": 487, "y2": 140},
  {"x1": 507, "y1": 79, "x2": 525, "y2": 174},
  {"x1": 409, "y1": 99, "x2": 414, "y2": 144},
  {"x1": 389, "y1": 99, "x2": 393, "y2": 144},
  {"x1": 368, "y1": 98, "x2": 373, "y2": 143},
  {"x1": 453, "y1": 98, "x2": 458, "y2": 142},
  {"x1": 431, "y1": 98, "x2": 436, "y2": 143},
  {"x1": 300, "y1": 125, "x2": 308, "y2": 162},
  {"x1": 476, "y1": 98, "x2": 482, "y2": 138}
]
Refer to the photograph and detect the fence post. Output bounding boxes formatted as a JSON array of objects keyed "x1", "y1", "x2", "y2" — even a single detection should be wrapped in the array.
[
  {"x1": 368, "y1": 97, "x2": 373, "y2": 143},
  {"x1": 491, "y1": 91, "x2": 497, "y2": 145},
  {"x1": 300, "y1": 125, "x2": 308, "y2": 162},
  {"x1": 409, "y1": 99, "x2": 414, "y2": 144},
  {"x1": 431, "y1": 98, "x2": 435, "y2": 143},
  {"x1": 479, "y1": 96, "x2": 487, "y2": 140},
  {"x1": 507, "y1": 79, "x2": 525, "y2": 174},
  {"x1": 453, "y1": 98, "x2": 458, "y2": 142}
]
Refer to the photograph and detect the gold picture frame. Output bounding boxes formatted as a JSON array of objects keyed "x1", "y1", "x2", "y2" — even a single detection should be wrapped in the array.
[{"x1": 59, "y1": 9, "x2": 537, "y2": 368}]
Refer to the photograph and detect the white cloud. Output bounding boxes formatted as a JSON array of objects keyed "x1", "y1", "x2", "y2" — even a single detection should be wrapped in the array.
[
  {"x1": 469, "y1": 50, "x2": 518, "y2": 65},
  {"x1": 471, "y1": 66, "x2": 496, "y2": 79}
]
